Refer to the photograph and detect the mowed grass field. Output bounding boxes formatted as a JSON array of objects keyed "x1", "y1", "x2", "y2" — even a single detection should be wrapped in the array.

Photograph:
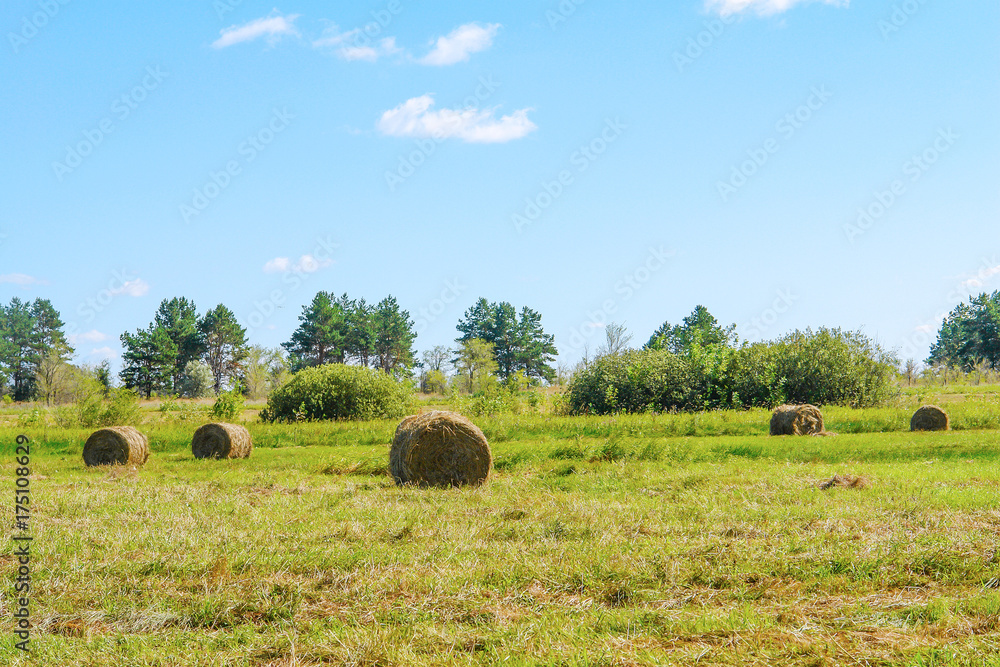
[{"x1": 4, "y1": 399, "x2": 1000, "y2": 665}]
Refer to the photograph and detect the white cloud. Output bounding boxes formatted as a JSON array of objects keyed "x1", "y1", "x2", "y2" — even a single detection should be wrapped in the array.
[
  {"x1": 313, "y1": 26, "x2": 401, "y2": 62},
  {"x1": 705, "y1": 0, "x2": 847, "y2": 17},
  {"x1": 109, "y1": 278, "x2": 149, "y2": 297},
  {"x1": 263, "y1": 257, "x2": 291, "y2": 273},
  {"x1": 263, "y1": 254, "x2": 332, "y2": 274},
  {"x1": 342, "y1": 37, "x2": 401, "y2": 62},
  {"x1": 212, "y1": 13, "x2": 300, "y2": 49},
  {"x1": 419, "y1": 22, "x2": 500, "y2": 66},
  {"x1": 376, "y1": 95, "x2": 537, "y2": 143},
  {"x1": 0, "y1": 273, "x2": 44, "y2": 286},
  {"x1": 69, "y1": 330, "x2": 109, "y2": 345}
]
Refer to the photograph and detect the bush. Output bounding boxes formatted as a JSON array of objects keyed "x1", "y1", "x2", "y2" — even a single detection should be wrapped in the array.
[
  {"x1": 179, "y1": 361, "x2": 215, "y2": 399},
  {"x1": 767, "y1": 328, "x2": 898, "y2": 408},
  {"x1": 455, "y1": 383, "x2": 523, "y2": 417},
  {"x1": 211, "y1": 388, "x2": 245, "y2": 421},
  {"x1": 76, "y1": 388, "x2": 143, "y2": 427},
  {"x1": 567, "y1": 328, "x2": 898, "y2": 415},
  {"x1": 566, "y1": 349, "x2": 705, "y2": 415},
  {"x1": 259, "y1": 363, "x2": 411, "y2": 423},
  {"x1": 97, "y1": 389, "x2": 143, "y2": 426}
]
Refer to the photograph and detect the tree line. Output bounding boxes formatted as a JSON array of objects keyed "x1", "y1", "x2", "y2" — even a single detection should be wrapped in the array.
[
  {"x1": 5, "y1": 287, "x2": 999, "y2": 404},
  {"x1": 927, "y1": 291, "x2": 1000, "y2": 372}
]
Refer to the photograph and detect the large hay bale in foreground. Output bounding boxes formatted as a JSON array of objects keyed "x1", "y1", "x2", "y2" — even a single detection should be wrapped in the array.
[
  {"x1": 770, "y1": 404, "x2": 825, "y2": 436},
  {"x1": 911, "y1": 405, "x2": 949, "y2": 432},
  {"x1": 83, "y1": 426, "x2": 149, "y2": 467},
  {"x1": 192, "y1": 423, "x2": 253, "y2": 459},
  {"x1": 389, "y1": 411, "x2": 492, "y2": 487}
]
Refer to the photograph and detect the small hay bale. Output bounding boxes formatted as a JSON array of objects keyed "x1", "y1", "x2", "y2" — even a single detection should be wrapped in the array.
[
  {"x1": 83, "y1": 426, "x2": 149, "y2": 467},
  {"x1": 192, "y1": 423, "x2": 253, "y2": 459},
  {"x1": 818, "y1": 474, "x2": 871, "y2": 490},
  {"x1": 389, "y1": 411, "x2": 492, "y2": 487},
  {"x1": 769, "y1": 404, "x2": 825, "y2": 436},
  {"x1": 910, "y1": 405, "x2": 949, "y2": 432}
]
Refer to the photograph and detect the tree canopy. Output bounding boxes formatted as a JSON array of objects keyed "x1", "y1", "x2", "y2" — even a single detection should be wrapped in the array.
[
  {"x1": 455, "y1": 298, "x2": 557, "y2": 383},
  {"x1": 0, "y1": 297, "x2": 73, "y2": 401},
  {"x1": 646, "y1": 305, "x2": 737, "y2": 354},
  {"x1": 927, "y1": 291, "x2": 1000, "y2": 371}
]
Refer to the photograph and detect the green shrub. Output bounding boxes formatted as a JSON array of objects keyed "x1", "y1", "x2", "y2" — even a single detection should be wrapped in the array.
[
  {"x1": 567, "y1": 328, "x2": 898, "y2": 415},
  {"x1": 767, "y1": 328, "x2": 899, "y2": 408},
  {"x1": 16, "y1": 408, "x2": 45, "y2": 428},
  {"x1": 75, "y1": 388, "x2": 143, "y2": 427},
  {"x1": 566, "y1": 349, "x2": 705, "y2": 415},
  {"x1": 211, "y1": 388, "x2": 245, "y2": 421},
  {"x1": 259, "y1": 363, "x2": 411, "y2": 423},
  {"x1": 455, "y1": 383, "x2": 523, "y2": 417},
  {"x1": 99, "y1": 389, "x2": 143, "y2": 426}
]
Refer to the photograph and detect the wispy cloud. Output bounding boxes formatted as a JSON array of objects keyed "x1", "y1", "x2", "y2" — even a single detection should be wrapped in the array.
[
  {"x1": 377, "y1": 95, "x2": 536, "y2": 143},
  {"x1": 419, "y1": 22, "x2": 500, "y2": 66},
  {"x1": 69, "y1": 330, "x2": 109, "y2": 345},
  {"x1": 109, "y1": 278, "x2": 149, "y2": 297},
  {"x1": 0, "y1": 273, "x2": 45, "y2": 286},
  {"x1": 263, "y1": 254, "x2": 333, "y2": 274},
  {"x1": 212, "y1": 13, "x2": 300, "y2": 49},
  {"x1": 313, "y1": 26, "x2": 401, "y2": 62},
  {"x1": 705, "y1": 0, "x2": 848, "y2": 17}
]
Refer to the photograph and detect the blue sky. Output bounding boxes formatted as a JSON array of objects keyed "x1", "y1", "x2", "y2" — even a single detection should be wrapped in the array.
[{"x1": 2, "y1": 0, "x2": 998, "y2": 374}]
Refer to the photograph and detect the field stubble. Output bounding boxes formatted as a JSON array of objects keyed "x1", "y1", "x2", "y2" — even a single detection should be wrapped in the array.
[{"x1": 3, "y1": 403, "x2": 1000, "y2": 664}]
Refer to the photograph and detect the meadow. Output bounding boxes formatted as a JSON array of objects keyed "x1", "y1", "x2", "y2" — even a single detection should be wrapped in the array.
[{"x1": 3, "y1": 388, "x2": 1000, "y2": 665}]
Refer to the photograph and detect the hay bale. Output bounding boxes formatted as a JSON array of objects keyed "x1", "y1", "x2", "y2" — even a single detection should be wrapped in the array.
[
  {"x1": 910, "y1": 405, "x2": 949, "y2": 432},
  {"x1": 389, "y1": 411, "x2": 492, "y2": 487},
  {"x1": 770, "y1": 404, "x2": 825, "y2": 436},
  {"x1": 83, "y1": 426, "x2": 149, "y2": 467},
  {"x1": 192, "y1": 423, "x2": 253, "y2": 459}
]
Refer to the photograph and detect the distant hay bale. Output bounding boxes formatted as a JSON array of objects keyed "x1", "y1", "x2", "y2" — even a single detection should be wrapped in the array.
[
  {"x1": 192, "y1": 423, "x2": 253, "y2": 459},
  {"x1": 818, "y1": 474, "x2": 871, "y2": 490},
  {"x1": 770, "y1": 404, "x2": 825, "y2": 436},
  {"x1": 389, "y1": 411, "x2": 492, "y2": 487},
  {"x1": 83, "y1": 426, "x2": 149, "y2": 467},
  {"x1": 910, "y1": 405, "x2": 949, "y2": 432}
]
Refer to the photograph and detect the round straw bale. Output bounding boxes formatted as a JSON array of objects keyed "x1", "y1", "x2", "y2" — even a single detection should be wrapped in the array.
[
  {"x1": 192, "y1": 423, "x2": 253, "y2": 459},
  {"x1": 770, "y1": 404, "x2": 824, "y2": 436},
  {"x1": 83, "y1": 426, "x2": 149, "y2": 467},
  {"x1": 389, "y1": 411, "x2": 491, "y2": 487},
  {"x1": 910, "y1": 405, "x2": 949, "y2": 432}
]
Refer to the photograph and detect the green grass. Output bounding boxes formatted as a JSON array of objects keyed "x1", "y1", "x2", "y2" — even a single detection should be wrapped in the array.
[{"x1": 4, "y1": 410, "x2": 1000, "y2": 664}]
